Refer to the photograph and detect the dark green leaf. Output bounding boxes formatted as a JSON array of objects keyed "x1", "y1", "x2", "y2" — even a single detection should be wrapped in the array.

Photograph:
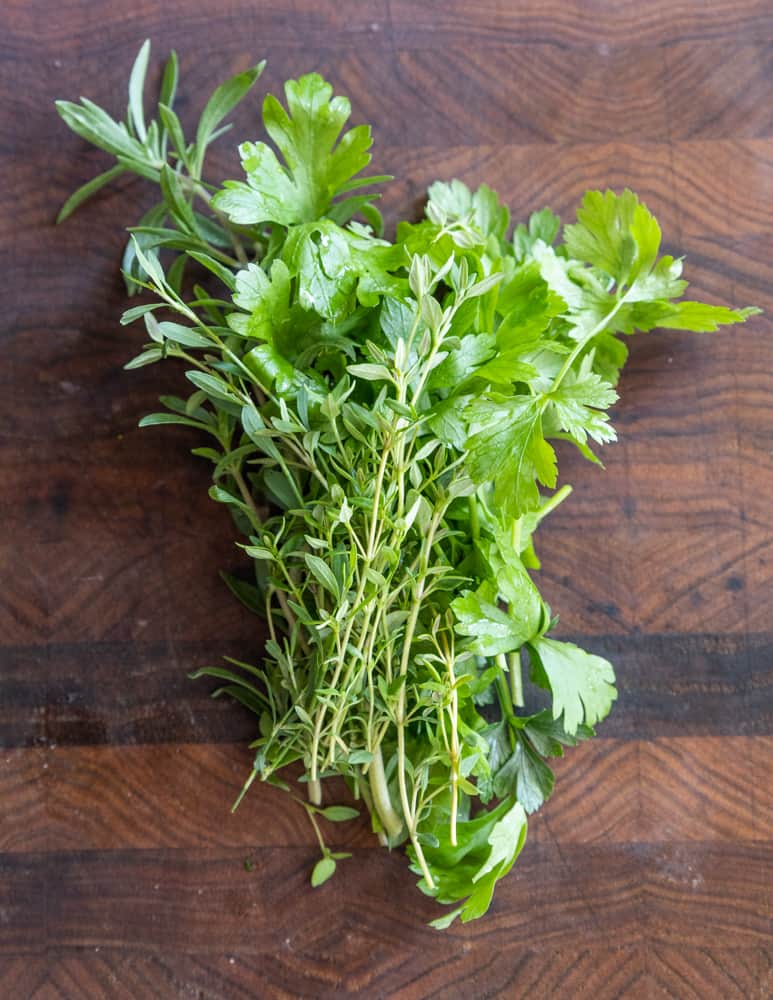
[{"x1": 466, "y1": 395, "x2": 556, "y2": 516}]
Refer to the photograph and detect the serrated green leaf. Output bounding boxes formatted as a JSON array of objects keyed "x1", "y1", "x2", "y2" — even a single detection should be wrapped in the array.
[
  {"x1": 466, "y1": 395, "x2": 556, "y2": 516},
  {"x1": 528, "y1": 636, "x2": 617, "y2": 735},
  {"x1": 213, "y1": 73, "x2": 380, "y2": 227},
  {"x1": 493, "y1": 736, "x2": 555, "y2": 813},
  {"x1": 547, "y1": 369, "x2": 618, "y2": 446},
  {"x1": 654, "y1": 301, "x2": 762, "y2": 332},
  {"x1": 452, "y1": 583, "x2": 535, "y2": 657}
]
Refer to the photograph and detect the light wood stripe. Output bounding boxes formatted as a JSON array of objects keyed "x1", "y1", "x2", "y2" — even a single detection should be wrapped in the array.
[{"x1": 1, "y1": 738, "x2": 770, "y2": 853}]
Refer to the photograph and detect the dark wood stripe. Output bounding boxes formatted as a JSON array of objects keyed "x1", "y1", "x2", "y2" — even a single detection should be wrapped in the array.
[
  {"x1": 0, "y1": 640, "x2": 263, "y2": 749},
  {"x1": 0, "y1": 944, "x2": 770, "y2": 1000},
  {"x1": 0, "y1": 744, "x2": 373, "y2": 854},
  {"x1": 1, "y1": 738, "x2": 769, "y2": 854},
  {"x1": 0, "y1": 2, "x2": 388, "y2": 58},
  {"x1": 1, "y1": 947, "x2": 640, "y2": 1000},
  {"x1": 646, "y1": 944, "x2": 772, "y2": 1000},
  {"x1": 0, "y1": 632, "x2": 770, "y2": 749},
  {"x1": 1, "y1": 944, "x2": 769, "y2": 999}
]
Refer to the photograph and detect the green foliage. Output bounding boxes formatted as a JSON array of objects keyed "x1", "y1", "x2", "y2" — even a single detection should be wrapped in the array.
[
  {"x1": 57, "y1": 42, "x2": 761, "y2": 928},
  {"x1": 212, "y1": 74, "x2": 386, "y2": 228},
  {"x1": 56, "y1": 40, "x2": 265, "y2": 290}
]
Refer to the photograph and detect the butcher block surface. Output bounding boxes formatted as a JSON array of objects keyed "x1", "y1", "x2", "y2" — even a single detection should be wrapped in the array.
[{"x1": 1, "y1": 2, "x2": 772, "y2": 996}]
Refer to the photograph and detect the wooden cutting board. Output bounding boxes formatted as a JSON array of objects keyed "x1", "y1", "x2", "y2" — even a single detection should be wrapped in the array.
[{"x1": 2, "y1": 2, "x2": 771, "y2": 996}]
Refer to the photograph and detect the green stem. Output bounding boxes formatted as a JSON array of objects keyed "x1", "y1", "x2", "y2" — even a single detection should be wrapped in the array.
[
  {"x1": 508, "y1": 651, "x2": 524, "y2": 708},
  {"x1": 447, "y1": 649, "x2": 460, "y2": 848},
  {"x1": 551, "y1": 293, "x2": 629, "y2": 392},
  {"x1": 231, "y1": 465, "x2": 261, "y2": 527},
  {"x1": 495, "y1": 653, "x2": 514, "y2": 722},
  {"x1": 182, "y1": 175, "x2": 249, "y2": 265},
  {"x1": 392, "y1": 512, "x2": 445, "y2": 892},
  {"x1": 274, "y1": 589, "x2": 309, "y2": 657},
  {"x1": 309, "y1": 455, "x2": 387, "y2": 786},
  {"x1": 511, "y1": 516, "x2": 522, "y2": 554},
  {"x1": 294, "y1": 796, "x2": 327, "y2": 851},
  {"x1": 368, "y1": 746, "x2": 402, "y2": 839},
  {"x1": 469, "y1": 494, "x2": 480, "y2": 544},
  {"x1": 394, "y1": 303, "x2": 424, "y2": 518}
]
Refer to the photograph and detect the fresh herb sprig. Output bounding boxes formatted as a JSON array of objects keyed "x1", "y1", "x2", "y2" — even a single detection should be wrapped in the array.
[{"x1": 57, "y1": 42, "x2": 759, "y2": 927}]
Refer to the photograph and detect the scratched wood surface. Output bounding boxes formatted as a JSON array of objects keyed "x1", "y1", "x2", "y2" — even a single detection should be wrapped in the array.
[{"x1": 2, "y1": 1, "x2": 772, "y2": 997}]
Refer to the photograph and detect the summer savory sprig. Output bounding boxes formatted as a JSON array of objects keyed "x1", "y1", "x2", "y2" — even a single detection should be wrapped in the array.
[{"x1": 57, "y1": 41, "x2": 759, "y2": 927}]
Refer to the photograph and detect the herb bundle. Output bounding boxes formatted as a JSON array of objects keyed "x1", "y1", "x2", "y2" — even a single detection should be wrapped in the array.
[{"x1": 57, "y1": 42, "x2": 759, "y2": 927}]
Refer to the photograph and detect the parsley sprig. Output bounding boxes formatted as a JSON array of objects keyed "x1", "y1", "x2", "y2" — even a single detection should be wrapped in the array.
[{"x1": 57, "y1": 42, "x2": 760, "y2": 927}]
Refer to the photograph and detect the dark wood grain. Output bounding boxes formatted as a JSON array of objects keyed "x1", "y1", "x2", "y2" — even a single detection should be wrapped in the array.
[
  {"x1": 2, "y1": 631, "x2": 771, "y2": 751},
  {"x1": 2, "y1": 1, "x2": 772, "y2": 996}
]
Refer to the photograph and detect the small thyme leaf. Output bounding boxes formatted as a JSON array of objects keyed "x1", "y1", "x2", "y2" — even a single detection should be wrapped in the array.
[{"x1": 311, "y1": 856, "x2": 337, "y2": 887}]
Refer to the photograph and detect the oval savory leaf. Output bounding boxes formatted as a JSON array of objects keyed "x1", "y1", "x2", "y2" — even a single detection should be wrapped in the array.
[{"x1": 310, "y1": 856, "x2": 337, "y2": 887}]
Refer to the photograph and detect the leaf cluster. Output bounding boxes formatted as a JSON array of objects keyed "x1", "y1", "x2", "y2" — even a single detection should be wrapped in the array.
[{"x1": 56, "y1": 42, "x2": 760, "y2": 927}]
